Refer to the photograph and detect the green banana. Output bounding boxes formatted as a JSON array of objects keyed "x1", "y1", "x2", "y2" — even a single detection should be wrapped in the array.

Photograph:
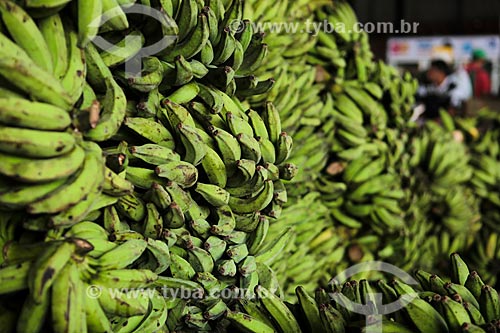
[
  {"x1": 27, "y1": 143, "x2": 104, "y2": 214},
  {"x1": 263, "y1": 101, "x2": 281, "y2": 145},
  {"x1": 61, "y1": 28, "x2": 86, "y2": 105},
  {"x1": 178, "y1": 122, "x2": 208, "y2": 165},
  {"x1": 0, "y1": 126, "x2": 75, "y2": 158},
  {"x1": 195, "y1": 182, "x2": 230, "y2": 206},
  {"x1": 479, "y1": 285, "x2": 500, "y2": 322},
  {"x1": 51, "y1": 260, "x2": 85, "y2": 333},
  {"x1": 162, "y1": 13, "x2": 209, "y2": 62},
  {"x1": 156, "y1": 159, "x2": 199, "y2": 188},
  {"x1": 210, "y1": 125, "x2": 242, "y2": 174},
  {"x1": 225, "y1": 310, "x2": 275, "y2": 333},
  {"x1": 28, "y1": 241, "x2": 75, "y2": 303},
  {"x1": 0, "y1": 39, "x2": 72, "y2": 109},
  {"x1": 85, "y1": 76, "x2": 127, "y2": 141},
  {"x1": 0, "y1": 0, "x2": 53, "y2": 72},
  {"x1": 256, "y1": 285, "x2": 302, "y2": 333},
  {"x1": 438, "y1": 295, "x2": 472, "y2": 332},
  {"x1": 77, "y1": 0, "x2": 102, "y2": 47},
  {"x1": 16, "y1": 292, "x2": 50, "y2": 333},
  {"x1": 0, "y1": 145, "x2": 84, "y2": 183},
  {"x1": 451, "y1": 253, "x2": 470, "y2": 286},
  {"x1": 92, "y1": 269, "x2": 158, "y2": 289},
  {"x1": 84, "y1": 285, "x2": 114, "y2": 333},
  {"x1": 98, "y1": 287, "x2": 149, "y2": 317},
  {"x1": 100, "y1": 0, "x2": 129, "y2": 32},
  {"x1": 0, "y1": 97, "x2": 71, "y2": 130},
  {"x1": 94, "y1": 239, "x2": 148, "y2": 270},
  {"x1": 0, "y1": 177, "x2": 67, "y2": 208},
  {"x1": 0, "y1": 260, "x2": 31, "y2": 294},
  {"x1": 229, "y1": 179, "x2": 274, "y2": 214},
  {"x1": 201, "y1": 146, "x2": 228, "y2": 187},
  {"x1": 401, "y1": 294, "x2": 449, "y2": 333}
]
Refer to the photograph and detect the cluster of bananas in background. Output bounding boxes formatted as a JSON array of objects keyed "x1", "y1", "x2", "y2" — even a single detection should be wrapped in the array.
[
  {"x1": 241, "y1": 0, "x2": 500, "y2": 301},
  {"x1": 241, "y1": 0, "x2": 427, "y2": 298},
  {"x1": 227, "y1": 254, "x2": 500, "y2": 333},
  {"x1": 465, "y1": 109, "x2": 500, "y2": 286},
  {"x1": 0, "y1": 0, "x2": 500, "y2": 332}
]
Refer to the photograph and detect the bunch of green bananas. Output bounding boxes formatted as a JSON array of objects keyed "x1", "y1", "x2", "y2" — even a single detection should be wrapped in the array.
[
  {"x1": 226, "y1": 253, "x2": 500, "y2": 333},
  {"x1": 266, "y1": 193, "x2": 357, "y2": 299},
  {"x1": 95, "y1": 82, "x2": 296, "y2": 329},
  {"x1": 241, "y1": 0, "x2": 424, "y2": 298},
  {"x1": 0, "y1": 0, "x2": 300, "y2": 330},
  {"x1": 467, "y1": 230, "x2": 500, "y2": 287},
  {"x1": 2, "y1": 0, "x2": 500, "y2": 331},
  {"x1": 398, "y1": 119, "x2": 481, "y2": 265},
  {"x1": 468, "y1": 109, "x2": 500, "y2": 227},
  {"x1": 243, "y1": 0, "x2": 494, "y2": 300},
  {"x1": 360, "y1": 253, "x2": 500, "y2": 333},
  {"x1": 463, "y1": 109, "x2": 500, "y2": 285},
  {"x1": 0, "y1": 220, "x2": 170, "y2": 332},
  {"x1": 0, "y1": 1, "x2": 136, "y2": 228},
  {"x1": 244, "y1": 0, "x2": 328, "y2": 70}
]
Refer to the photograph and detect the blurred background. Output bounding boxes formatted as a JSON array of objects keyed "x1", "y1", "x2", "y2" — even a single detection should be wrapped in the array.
[{"x1": 350, "y1": 0, "x2": 500, "y2": 112}]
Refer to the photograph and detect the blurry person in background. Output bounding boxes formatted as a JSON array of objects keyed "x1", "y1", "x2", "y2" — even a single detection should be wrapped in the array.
[
  {"x1": 416, "y1": 59, "x2": 472, "y2": 120},
  {"x1": 439, "y1": 42, "x2": 474, "y2": 103},
  {"x1": 466, "y1": 49, "x2": 492, "y2": 98}
]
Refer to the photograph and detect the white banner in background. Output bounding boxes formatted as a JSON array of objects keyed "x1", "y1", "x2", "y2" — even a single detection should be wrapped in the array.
[{"x1": 387, "y1": 35, "x2": 500, "y2": 66}]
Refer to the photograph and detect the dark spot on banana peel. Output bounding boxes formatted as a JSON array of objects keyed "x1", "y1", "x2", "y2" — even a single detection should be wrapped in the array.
[
  {"x1": 185, "y1": 238, "x2": 194, "y2": 249},
  {"x1": 222, "y1": 210, "x2": 232, "y2": 217},
  {"x1": 267, "y1": 210, "x2": 279, "y2": 219},
  {"x1": 41, "y1": 267, "x2": 56, "y2": 292},
  {"x1": 3, "y1": 241, "x2": 13, "y2": 260},
  {"x1": 71, "y1": 238, "x2": 94, "y2": 253},
  {"x1": 64, "y1": 293, "x2": 71, "y2": 321},
  {"x1": 185, "y1": 171, "x2": 197, "y2": 185}
]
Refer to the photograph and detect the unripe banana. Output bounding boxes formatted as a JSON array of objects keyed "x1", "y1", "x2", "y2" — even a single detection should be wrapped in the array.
[
  {"x1": 0, "y1": 0, "x2": 53, "y2": 72},
  {"x1": 94, "y1": 239, "x2": 148, "y2": 270},
  {"x1": 195, "y1": 183, "x2": 230, "y2": 207},
  {"x1": 0, "y1": 97, "x2": 71, "y2": 130},
  {"x1": 0, "y1": 126, "x2": 75, "y2": 158},
  {"x1": 225, "y1": 310, "x2": 275, "y2": 333},
  {"x1": 0, "y1": 145, "x2": 84, "y2": 183},
  {"x1": 28, "y1": 241, "x2": 75, "y2": 304}
]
